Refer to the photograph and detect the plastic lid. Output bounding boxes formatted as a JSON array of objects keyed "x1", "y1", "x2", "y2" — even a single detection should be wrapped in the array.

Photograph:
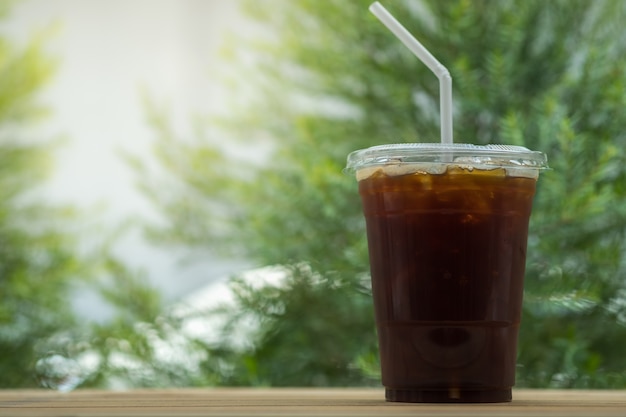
[{"x1": 345, "y1": 143, "x2": 549, "y2": 172}]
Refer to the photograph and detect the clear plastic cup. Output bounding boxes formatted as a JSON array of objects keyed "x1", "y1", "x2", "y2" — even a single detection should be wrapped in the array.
[{"x1": 346, "y1": 143, "x2": 548, "y2": 403}]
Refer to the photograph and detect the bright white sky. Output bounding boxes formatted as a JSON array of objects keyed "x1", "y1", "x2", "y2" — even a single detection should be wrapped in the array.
[{"x1": 3, "y1": 0, "x2": 253, "y2": 320}]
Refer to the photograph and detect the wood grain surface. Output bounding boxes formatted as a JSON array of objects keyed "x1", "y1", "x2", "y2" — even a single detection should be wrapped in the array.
[{"x1": 1, "y1": 388, "x2": 625, "y2": 416}]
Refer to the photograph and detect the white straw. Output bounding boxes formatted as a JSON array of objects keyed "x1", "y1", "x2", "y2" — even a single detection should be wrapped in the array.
[{"x1": 369, "y1": 2, "x2": 453, "y2": 145}]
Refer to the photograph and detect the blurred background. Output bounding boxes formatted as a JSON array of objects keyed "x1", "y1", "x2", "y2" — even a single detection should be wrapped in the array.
[
  {"x1": 1, "y1": 0, "x2": 626, "y2": 390},
  {"x1": 3, "y1": 0, "x2": 250, "y2": 322}
]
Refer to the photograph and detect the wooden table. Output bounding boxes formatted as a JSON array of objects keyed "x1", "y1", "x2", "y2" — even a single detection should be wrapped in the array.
[{"x1": 1, "y1": 388, "x2": 625, "y2": 416}]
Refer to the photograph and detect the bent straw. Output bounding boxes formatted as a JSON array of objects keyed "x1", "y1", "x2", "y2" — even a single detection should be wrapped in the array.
[{"x1": 369, "y1": 2, "x2": 453, "y2": 144}]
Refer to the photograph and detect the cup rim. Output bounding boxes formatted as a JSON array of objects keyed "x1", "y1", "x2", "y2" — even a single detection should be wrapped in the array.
[{"x1": 345, "y1": 143, "x2": 549, "y2": 173}]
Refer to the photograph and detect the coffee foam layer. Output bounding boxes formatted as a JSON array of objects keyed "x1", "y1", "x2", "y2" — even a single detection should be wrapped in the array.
[{"x1": 355, "y1": 164, "x2": 539, "y2": 181}]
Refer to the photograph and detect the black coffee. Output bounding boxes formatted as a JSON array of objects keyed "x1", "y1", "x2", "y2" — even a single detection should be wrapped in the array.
[{"x1": 359, "y1": 167, "x2": 537, "y2": 403}]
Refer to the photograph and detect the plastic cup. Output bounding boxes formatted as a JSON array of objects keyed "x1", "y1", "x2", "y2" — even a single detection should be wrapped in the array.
[{"x1": 346, "y1": 143, "x2": 548, "y2": 403}]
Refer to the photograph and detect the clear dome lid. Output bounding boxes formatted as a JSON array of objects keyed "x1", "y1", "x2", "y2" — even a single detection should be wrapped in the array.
[{"x1": 345, "y1": 143, "x2": 549, "y2": 172}]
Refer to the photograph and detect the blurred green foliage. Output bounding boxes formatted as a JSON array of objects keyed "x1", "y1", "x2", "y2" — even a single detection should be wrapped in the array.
[
  {"x1": 5, "y1": 0, "x2": 626, "y2": 391},
  {"x1": 136, "y1": 0, "x2": 626, "y2": 388},
  {"x1": 0, "y1": 5, "x2": 79, "y2": 386},
  {"x1": 0, "y1": 1, "x2": 164, "y2": 389}
]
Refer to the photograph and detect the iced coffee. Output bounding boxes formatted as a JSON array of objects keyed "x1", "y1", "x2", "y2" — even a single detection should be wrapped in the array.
[{"x1": 347, "y1": 143, "x2": 547, "y2": 403}]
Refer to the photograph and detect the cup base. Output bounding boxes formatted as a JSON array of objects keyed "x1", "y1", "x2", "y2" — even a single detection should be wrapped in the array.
[{"x1": 385, "y1": 388, "x2": 512, "y2": 403}]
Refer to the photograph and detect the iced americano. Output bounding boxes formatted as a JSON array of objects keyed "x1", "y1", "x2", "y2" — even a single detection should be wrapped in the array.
[{"x1": 347, "y1": 143, "x2": 547, "y2": 402}]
